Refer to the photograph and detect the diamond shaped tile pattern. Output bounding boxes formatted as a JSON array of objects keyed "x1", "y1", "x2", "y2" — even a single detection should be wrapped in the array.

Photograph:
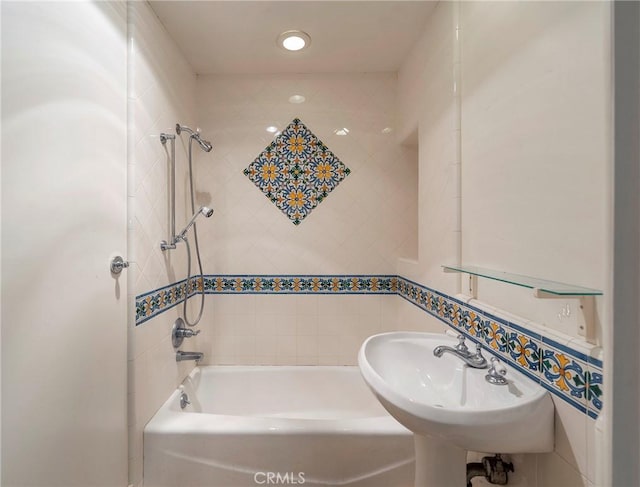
[{"x1": 244, "y1": 118, "x2": 351, "y2": 225}]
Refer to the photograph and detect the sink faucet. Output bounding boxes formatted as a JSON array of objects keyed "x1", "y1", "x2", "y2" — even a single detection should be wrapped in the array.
[
  {"x1": 433, "y1": 334, "x2": 488, "y2": 369},
  {"x1": 176, "y1": 351, "x2": 203, "y2": 362}
]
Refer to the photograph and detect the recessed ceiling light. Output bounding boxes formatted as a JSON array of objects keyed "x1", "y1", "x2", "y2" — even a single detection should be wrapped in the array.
[
  {"x1": 266, "y1": 126, "x2": 279, "y2": 133},
  {"x1": 381, "y1": 127, "x2": 393, "y2": 134},
  {"x1": 288, "y1": 94, "x2": 306, "y2": 104},
  {"x1": 334, "y1": 128, "x2": 350, "y2": 136},
  {"x1": 277, "y1": 30, "x2": 311, "y2": 52}
]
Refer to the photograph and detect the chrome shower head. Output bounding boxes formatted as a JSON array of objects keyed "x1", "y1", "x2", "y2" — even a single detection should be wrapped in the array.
[
  {"x1": 176, "y1": 206, "x2": 214, "y2": 240},
  {"x1": 195, "y1": 136, "x2": 213, "y2": 153},
  {"x1": 176, "y1": 123, "x2": 213, "y2": 153}
]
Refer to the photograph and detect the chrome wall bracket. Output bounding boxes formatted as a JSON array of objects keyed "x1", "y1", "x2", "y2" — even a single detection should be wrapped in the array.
[
  {"x1": 160, "y1": 240, "x2": 177, "y2": 251},
  {"x1": 160, "y1": 133, "x2": 175, "y2": 145},
  {"x1": 110, "y1": 256, "x2": 129, "y2": 275}
]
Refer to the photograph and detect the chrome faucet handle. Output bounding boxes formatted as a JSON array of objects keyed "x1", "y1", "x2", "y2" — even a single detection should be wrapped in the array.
[
  {"x1": 172, "y1": 318, "x2": 201, "y2": 347},
  {"x1": 455, "y1": 334, "x2": 469, "y2": 354},
  {"x1": 181, "y1": 329, "x2": 200, "y2": 338},
  {"x1": 485, "y1": 357, "x2": 508, "y2": 385},
  {"x1": 474, "y1": 342, "x2": 484, "y2": 357}
]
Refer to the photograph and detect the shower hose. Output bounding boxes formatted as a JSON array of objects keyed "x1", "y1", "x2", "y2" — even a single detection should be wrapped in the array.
[{"x1": 183, "y1": 136, "x2": 206, "y2": 327}]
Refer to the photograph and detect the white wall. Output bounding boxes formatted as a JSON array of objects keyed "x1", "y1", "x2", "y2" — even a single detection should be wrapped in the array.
[
  {"x1": 1, "y1": 2, "x2": 128, "y2": 485},
  {"x1": 398, "y1": 1, "x2": 611, "y2": 485},
  {"x1": 460, "y1": 6, "x2": 609, "y2": 483},
  {"x1": 461, "y1": 1, "x2": 610, "y2": 343},
  {"x1": 397, "y1": 1, "x2": 459, "y2": 332},
  {"x1": 398, "y1": 2, "x2": 459, "y2": 295},
  {"x1": 126, "y1": 2, "x2": 198, "y2": 485}
]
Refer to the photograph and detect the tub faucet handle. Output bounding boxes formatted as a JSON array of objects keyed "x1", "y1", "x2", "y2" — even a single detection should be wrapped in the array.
[
  {"x1": 179, "y1": 328, "x2": 200, "y2": 338},
  {"x1": 172, "y1": 318, "x2": 201, "y2": 347}
]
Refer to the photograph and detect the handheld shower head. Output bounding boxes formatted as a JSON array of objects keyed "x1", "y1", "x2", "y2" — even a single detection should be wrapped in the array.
[{"x1": 176, "y1": 206, "x2": 214, "y2": 240}]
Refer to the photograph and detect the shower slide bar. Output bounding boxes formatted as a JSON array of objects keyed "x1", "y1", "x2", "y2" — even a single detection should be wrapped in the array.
[
  {"x1": 160, "y1": 132, "x2": 177, "y2": 251},
  {"x1": 159, "y1": 125, "x2": 214, "y2": 252}
]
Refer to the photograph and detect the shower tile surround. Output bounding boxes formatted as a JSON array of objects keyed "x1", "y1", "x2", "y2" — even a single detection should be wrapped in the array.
[
  {"x1": 136, "y1": 275, "x2": 603, "y2": 419},
  {"x1": 244, "y1": 118, "x2": 351, "y2": 225}
]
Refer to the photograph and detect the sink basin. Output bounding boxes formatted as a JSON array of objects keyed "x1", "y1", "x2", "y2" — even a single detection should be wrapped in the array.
[{"x1": 358, "y1": 332, "x2": 554, "y2": 454}]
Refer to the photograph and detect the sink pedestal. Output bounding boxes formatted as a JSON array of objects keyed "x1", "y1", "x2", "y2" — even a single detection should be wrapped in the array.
[{"x1": 413, "y1": 435, "x2": 466, "y2": 487}]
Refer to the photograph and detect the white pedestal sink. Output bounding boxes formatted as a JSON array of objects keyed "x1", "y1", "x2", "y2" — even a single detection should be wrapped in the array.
[{"x1": 358, "y1": 332, "x2": 554, "y2": 487}]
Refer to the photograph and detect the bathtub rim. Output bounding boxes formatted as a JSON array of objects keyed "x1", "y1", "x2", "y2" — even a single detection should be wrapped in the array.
[{"x1": 144, "y1": 365, "x2": 411, "y2": 436}]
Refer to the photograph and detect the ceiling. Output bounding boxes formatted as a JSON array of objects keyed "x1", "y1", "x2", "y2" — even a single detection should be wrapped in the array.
[{"x1": 148, "y1": 1, "x2": 437, "y2": 74}]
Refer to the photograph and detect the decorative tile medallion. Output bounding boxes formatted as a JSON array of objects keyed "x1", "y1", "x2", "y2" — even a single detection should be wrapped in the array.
[
  {"x1": 243, "y1": 118, "x2": 350, "y2": 225},
  {"x1": 136, "y1": 273, "x2": 604, "y2": 419}
]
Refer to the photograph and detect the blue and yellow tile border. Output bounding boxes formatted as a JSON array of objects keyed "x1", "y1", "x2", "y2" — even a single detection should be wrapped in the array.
[
  {"x1": 135, "y1": 277, "x2": 203, "y2": 326},
  {"x1": 202, "y1": 275, "x2": 398, "y2": 294},
  {"x1": 135, "y1": 274, "x2": 603, "y2": 418},
  {"x1": 136, "y1": 275, "x2": 397, "y2": 325}
]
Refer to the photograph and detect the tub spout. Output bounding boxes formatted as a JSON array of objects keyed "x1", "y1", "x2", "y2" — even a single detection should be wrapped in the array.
[{"x1": 176, "y1": 351, "x2": 203, "y2": 362}]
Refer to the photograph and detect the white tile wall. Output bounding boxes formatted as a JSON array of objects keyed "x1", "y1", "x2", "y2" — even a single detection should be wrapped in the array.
[
  {"x1": 127, "y1": 2, "x2": 198, "y2": 485},
  {"x1": 180, "y1": 73, "x2": 419, "y2": 367},
  {"x1": 195, "y1": 294, "x2": 406, "y2": 366},
  {"x1": 194, "y1": 73, "x2": 418, "y2": 276}
]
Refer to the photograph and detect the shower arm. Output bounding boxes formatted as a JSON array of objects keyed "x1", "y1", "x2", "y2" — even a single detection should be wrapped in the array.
[
  {"x1": 160, "y1": 132, "x2": 177, "y2": 251},
  {"x1": 176, "y1": 123, "x2": 213, "y2": 153}
]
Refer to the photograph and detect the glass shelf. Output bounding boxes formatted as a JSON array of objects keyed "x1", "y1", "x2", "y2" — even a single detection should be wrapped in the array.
[{"x1": 442, "y1": 265, "x2": 603, "y2": 297}]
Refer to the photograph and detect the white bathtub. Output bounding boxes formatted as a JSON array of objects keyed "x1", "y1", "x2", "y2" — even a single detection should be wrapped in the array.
[{"x1": 144, "y1": 366, "x2": 414, "y2": 487}]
